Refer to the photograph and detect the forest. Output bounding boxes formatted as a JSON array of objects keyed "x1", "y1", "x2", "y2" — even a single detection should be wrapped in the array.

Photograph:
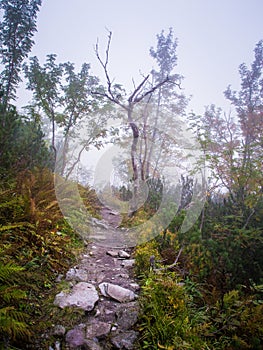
[{"x1": 0, "y1": 1, "x2": 262, "y2": 349}]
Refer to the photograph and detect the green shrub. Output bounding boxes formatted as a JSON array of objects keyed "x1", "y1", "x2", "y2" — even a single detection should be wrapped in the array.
[
  {"x1": 134, "y1": 240, "x2": 161, "y2": 277},
  {"x1": 138, "y1": 272, "x2": 209, "y2": 349}
]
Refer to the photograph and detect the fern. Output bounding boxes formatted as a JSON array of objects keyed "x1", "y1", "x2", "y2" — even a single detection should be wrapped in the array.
[
  {"x1": 0, "y1": 264, "x2": 30, "y2": 345},
  {"x1": 0, "y1": 307, "x2": 30, "y2": 339},
  {"x1": 0, "y1": 263, "x2": 24, "y2": 283},
  {"x1": 0, "y1": 168, "x2": 99, "y2": 347},
  {"x1": 0, "y1": 286, "x2": 26, "y2": 303}
]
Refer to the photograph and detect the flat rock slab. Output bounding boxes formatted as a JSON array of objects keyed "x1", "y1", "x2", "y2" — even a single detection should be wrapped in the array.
[
  {"x1": 86, "y1": 321, "x2": 111, "y2": 339},
  {"x1": 84, "y1": 339, "x2": 103, "y2": 350},
  {"x1": 99, "y1": 282, "x2": 137, "y2": 303},
  {"x1": 54, "y1": 282, "x2": 99, "y2": 311}
]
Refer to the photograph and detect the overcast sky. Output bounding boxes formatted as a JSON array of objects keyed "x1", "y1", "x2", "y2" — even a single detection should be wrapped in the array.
[{"x1": 18, "y1": 0, "x2": 263, "y2": 115}]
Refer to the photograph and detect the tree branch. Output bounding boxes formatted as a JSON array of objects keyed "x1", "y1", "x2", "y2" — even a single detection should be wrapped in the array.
[
  {"x1": 128, "y1": 75, "x2": 149, "y2": 103},
  {"x1": 95, "y1": 31, "x2": 116, "y2": 102},
  {"x1": 91, "y1": 90, "x2": 128, "y2": 110},
  {"x1": 133, "y1": 75, "x2": 170, "y2": 104},
  {"x1": 154, "y1": 246, "x2": 183, "y2": 272}
]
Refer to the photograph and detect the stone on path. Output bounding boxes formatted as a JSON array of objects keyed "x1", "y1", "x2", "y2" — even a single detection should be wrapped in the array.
[
  {"x1": 111, "y1": 330, "x2": 139, "y2": 350},
  {"x1": 86, "y1": 321, "x2": 111, "y2": 340},
  {"x1": 84, "y1": 339, "x2": 103, "y2": 350},
  {"x1": 118, "y1": 250, "x2": 130, "y2": 258},
  {"x1": 129, "y1": 282, "x2": 140, "y2": 291},
  {"x1": 99, "y1": 282, "x2": 137, "y2": 303},
  {"x1": 91, "y1": 217, "x2": 109, "y2": 229},
  {"x1": 54, "y1": 282, "x2": 99, "y2": 311},
  {"x1": 65, "y1": 324, "x2": 86, "y2": 348},
  {"x1": 66, "y1": 268, "x2": 88, "y2": 282},
  {"x1": 106, "y1": 250, "x2": 119, "y2": 257},
  {"x1": 121, "y1": 259, "x2": 135, "y2": 268},
  {"x1": 116, "y1": 302, "x2": 139, "y2": 330},
  {"x1": 106, "y1": 249, "x2": 131, "y2": 258}
]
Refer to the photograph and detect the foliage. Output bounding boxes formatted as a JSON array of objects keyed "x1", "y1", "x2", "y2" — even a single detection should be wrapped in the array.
[
  {"x1": 0, "y1": 7, "x2": 261, "y2": 347},
  {"x1": 0, "y1": 0, "x2": 42, "y2": 107},
  {"x1": 0, "y1": 168, "x2": 101, "y2": 347},
  {"x1": 137, "y1": 262, "x2": 263, "y2": 349},
  {"x1": 138, "y1": 272, "x2": 209, "y2": 349},
  {"x1": 0, "y1": 103, "x2": 52, "y2": 179},
  {"x1": 189, "y1": 40, "x2": 263, "y2": 230},
  {"x1": 0, "y1": 263, "x2": 30, "y2": 348},
  {"x1": 23, "y1": 54, "x2": 109, "y2": 166},
  {"x1": 134, "y1": 240, "x2": 161, "y2": 277}
]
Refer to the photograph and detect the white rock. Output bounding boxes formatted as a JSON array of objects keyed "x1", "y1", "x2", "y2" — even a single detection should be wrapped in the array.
[
  {"x1": 118, "y1": 250, "x2": 130, "y2": 259},
  {"x1": 54, "y1": 341, "x2": 61, "y2": 350},
  {"x1": 99, "y1": 282, "x2": 137, "y2": 303},
  {"x1": 54, "y1": 282, "x2": 99, "y2": 311}
]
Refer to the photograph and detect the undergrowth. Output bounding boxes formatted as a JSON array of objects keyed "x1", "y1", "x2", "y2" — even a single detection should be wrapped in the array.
[
  {"x1": 0, "y1": 168, "x2": 100, "y2": 349},
  {"x1": 135, "y1": 231, "x2": 263, "y2": 350}
]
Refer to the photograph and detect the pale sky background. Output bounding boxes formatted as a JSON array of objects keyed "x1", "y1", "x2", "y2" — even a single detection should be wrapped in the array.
[{"x1": 17, "y1": 0, "x2": 263, "y2": 116}]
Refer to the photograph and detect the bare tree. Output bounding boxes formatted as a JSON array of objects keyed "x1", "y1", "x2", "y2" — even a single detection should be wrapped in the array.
[{"x1": 93, "y1": 31, "x2": 173, "y2": 214}]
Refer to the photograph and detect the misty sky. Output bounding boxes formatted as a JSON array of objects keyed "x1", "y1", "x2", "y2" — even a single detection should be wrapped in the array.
[{"x1": 18, "y1": 0, "x2": 263, "y2": 115}]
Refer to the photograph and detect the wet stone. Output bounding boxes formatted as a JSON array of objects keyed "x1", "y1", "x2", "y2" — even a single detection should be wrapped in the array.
[{"x1": 106, "y1": 250, "x2": 119, "y2": 257}]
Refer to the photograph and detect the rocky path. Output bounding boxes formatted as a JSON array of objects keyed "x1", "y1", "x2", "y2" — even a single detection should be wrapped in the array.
[{"x1": 49, "y1": 208, "x2": 141, "y2": 350}]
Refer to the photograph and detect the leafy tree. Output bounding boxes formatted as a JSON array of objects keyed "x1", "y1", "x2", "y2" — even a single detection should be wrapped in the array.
[
  {"x1": 0, "y1": 0, "x2": 42, "y2": 109},
  {"x1": 190, "y1": 40, "x2": 263, "y2": 230},
  {"x1": 145, "y1": 28, "x2": 188, "y2": 179},
  {"x1": 23, "y1": 54, "x2": 63, "y2": 159},
  {"x1": 224, "y1": 39, "x2": 263, "y2": 227},
  {"x1": 24, "y1": 55, "x2": 107, "y2": 173},
  {"x1": 0, "y1": 102, "x2": 51, "y2": 178}
]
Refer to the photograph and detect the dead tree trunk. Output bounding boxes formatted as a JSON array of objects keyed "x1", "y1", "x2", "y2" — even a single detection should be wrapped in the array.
[{"x1": 93, "y1": 31, "x2": 171, "y2": 216}]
